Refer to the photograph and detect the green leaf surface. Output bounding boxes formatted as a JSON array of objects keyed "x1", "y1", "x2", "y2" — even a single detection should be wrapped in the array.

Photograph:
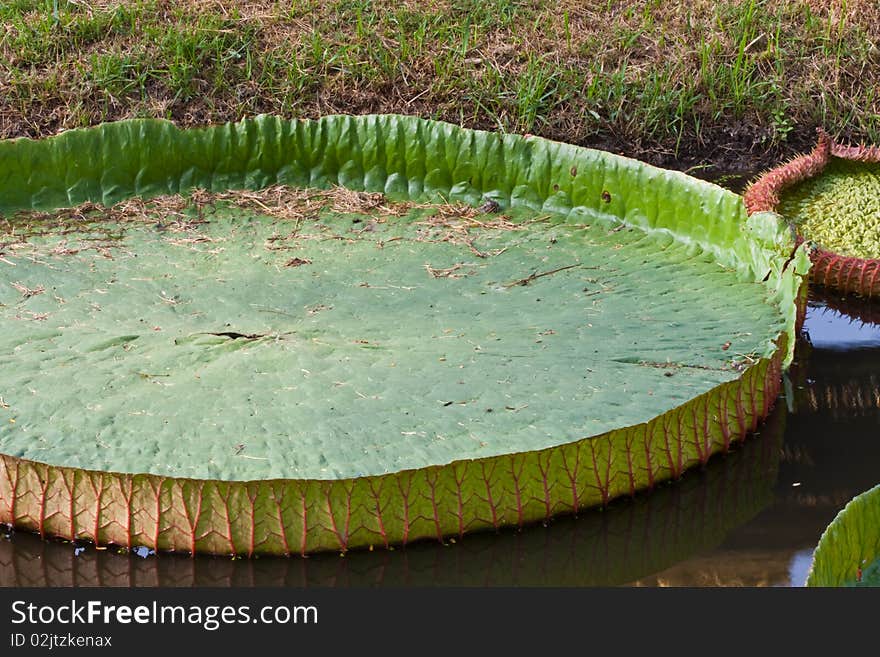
[
  {"x1": 0, "y1": 115, "x2": 809, "y2": 554},
  {"x1": 0, "y1": 203, "x2": 786, "y2": 481},
  {"x1": 807, "y1": 483, "x2": 880, "y2": 586}
]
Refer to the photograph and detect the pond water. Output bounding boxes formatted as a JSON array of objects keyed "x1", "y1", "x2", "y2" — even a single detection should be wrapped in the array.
[
  {"x1": 633, "y1": 291, "x2": 880, "y2": 586},
  {"x1": 2, "y1": 288, "x2": 878, "y2": 587}
]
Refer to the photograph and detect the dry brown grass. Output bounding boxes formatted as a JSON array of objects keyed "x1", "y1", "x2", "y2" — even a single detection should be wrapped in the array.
[{"x1": 0, "y1": 184, "x2": 530, "y2": 267}]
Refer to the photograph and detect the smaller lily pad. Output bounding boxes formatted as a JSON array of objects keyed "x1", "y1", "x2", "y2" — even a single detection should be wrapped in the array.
[
  {"x1": 745, "y1": 130, "x2": 880, "y2": 297},
  {"x1": 806, "y1": 483, "x2": 880, "y2": 587},
  {"x1": 777, "y1": 159, "x2": 880, "y2": 260}
]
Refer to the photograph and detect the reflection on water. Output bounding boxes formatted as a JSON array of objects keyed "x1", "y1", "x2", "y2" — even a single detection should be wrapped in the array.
[
  {"x1": 788, "y1": 548, "x2": 816, "y2": 587},
  {"x1": 2, "y1": 291, "x2": 880, "y2": 586},
  {"x1": 801, "y1": 289, "x2": 880, "y2": 350}
]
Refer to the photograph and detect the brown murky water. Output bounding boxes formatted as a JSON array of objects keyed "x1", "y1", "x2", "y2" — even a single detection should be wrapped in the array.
[{"x1": 2, "y1": 289, "x2": 878, "y2": 587}]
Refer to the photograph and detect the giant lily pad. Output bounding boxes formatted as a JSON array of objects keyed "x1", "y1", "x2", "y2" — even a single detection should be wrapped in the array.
[
  {"x1": 745, "y1": 130, "x2": 880, "y2": 297},
  {"x1": 0, "y1": 115, "x2": 808, "y2": 555},
  {"x1": 806, "y1": 483, "x2": 880, "y2": 586}
]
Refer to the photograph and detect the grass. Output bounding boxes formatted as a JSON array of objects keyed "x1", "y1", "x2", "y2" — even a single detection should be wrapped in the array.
[{"x1": 2, "y1": 0, "x2": 880, "y2": 172}]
